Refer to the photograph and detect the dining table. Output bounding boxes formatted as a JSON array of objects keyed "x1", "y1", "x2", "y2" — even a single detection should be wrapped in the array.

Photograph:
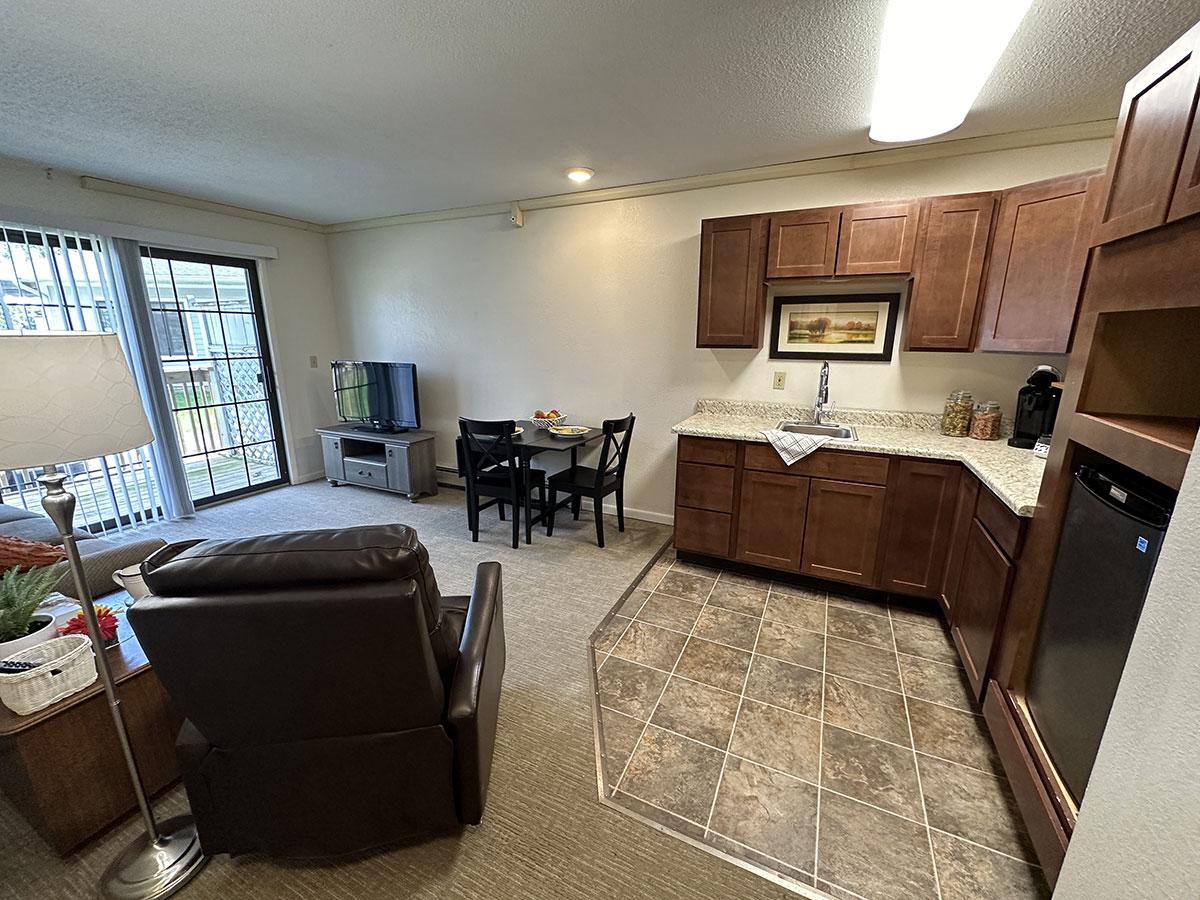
[{"x1": 455, "y1": 419, "x2": 605, "y2": 544}]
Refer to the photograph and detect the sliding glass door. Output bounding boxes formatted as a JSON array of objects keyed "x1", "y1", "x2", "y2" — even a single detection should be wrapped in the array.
[{"x1": 140, "y1": 247, "x2": 288, "y2": 504}]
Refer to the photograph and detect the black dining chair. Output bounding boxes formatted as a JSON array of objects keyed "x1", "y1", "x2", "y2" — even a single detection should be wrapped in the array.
[
  {"x1": 458, "y1": 418, "x2": 546, "y2": 549},
  {"x1": 545, "y1": 413, "x2": 635, "y2": 548}
]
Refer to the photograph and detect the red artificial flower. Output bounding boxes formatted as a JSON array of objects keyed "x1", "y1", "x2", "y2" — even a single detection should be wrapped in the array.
[{"x1": 58, "y1": 604, "x2": 119, "y2": 642}]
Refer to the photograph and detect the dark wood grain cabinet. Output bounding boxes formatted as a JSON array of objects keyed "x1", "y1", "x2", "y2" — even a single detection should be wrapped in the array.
[
  {"x1": 801, "y1": 478, "x2": 887, "y2": 587},
  {"x1": 879, "y1": 459, "x2": 962, "y2": 598},
  {"x1": 696, "y1": 215, "x2": 768, "y2": 348},
  {"x1": 950, "y1": 518, "x2": 1015, "y2": 699},
  {"x1": 835, "y1": 200, "x2": 922, "y2": 275},
  {"x1": 735, "y1": 470, "x2": 809, "y2": 571},
  {"x1": 905, "y1": 192, "x2": 997, "y2": 350},
  {"x1": 1093, "y1": 22, "x2": 1200, "y2": 244},
  {"x1": 674, "y1": 436, "x2": 736, "y2": 556},
  {"x1": 766, "y1": 208, "x2": 841, "y2": 277},
  {"x1": 976, "y1": 173, "x2": 1096, "y2": 354},
  {"x1": 939, "y1": 470, "x2": 981, "y2": 618}
]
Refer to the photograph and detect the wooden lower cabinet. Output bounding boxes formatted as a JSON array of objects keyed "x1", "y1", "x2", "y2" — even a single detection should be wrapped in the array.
[
  {"x1": 879, "y1": 459, "x2": 961, "y2": 598},
  {"x1": 950, "y1": 518, "x2": 1014, "y2": 698},
  {"x1": 939, "y1": 471, "x2": 981, "y2": 617},
  {"x1": 801, "y1": 478, "x2": 887, "y2": 587},
  {"x1": 675, "y1": 506, "x2": 731, "y2": 557},
  {"x1": 735, "y1": 471, "x2": 809, "y2": 571}
]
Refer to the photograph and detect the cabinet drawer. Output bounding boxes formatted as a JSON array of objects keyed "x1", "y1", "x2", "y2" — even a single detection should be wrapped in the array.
[
  {"x1": 676, "y1": 462, "x2": 735, "y2": 513},
  {"x1": 743, "y1": 444, "x2": 890, "y2": 485},
  {"x1": 975, "y1": 487, "x2": 1025, "y2": 559},
  {"x1": 344, "y1": 458, "x2": 389, "y2": 488},
  {"x1": 678, "y1": 435, "x2": 737, "y2": 467},
  {"x1": 674, "y1": 506, "x2": 731, "y2": 557}
]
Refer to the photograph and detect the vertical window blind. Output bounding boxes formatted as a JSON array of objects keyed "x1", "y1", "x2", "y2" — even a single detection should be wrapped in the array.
[{"x1": 0, "y1": 221, "x2": 166, "y2": 533}]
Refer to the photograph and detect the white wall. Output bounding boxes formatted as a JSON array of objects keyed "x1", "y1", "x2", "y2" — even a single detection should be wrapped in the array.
[
  {"x1": 0, "y1": 157, "x2": 341, "y2": 481},
  {"x1": 327, "y1": 139, "x2": 1110, "y2": 520},
  {"x1": 1054, "y1": 451, "x2": 1200, "y2": 898}
]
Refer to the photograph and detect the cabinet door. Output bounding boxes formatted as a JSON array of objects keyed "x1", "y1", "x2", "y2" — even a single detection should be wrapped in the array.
[
  {"x1": 879, "y1": 460, "x2": 962, "y2": 599},
  {"x1": 939, "y1": 471, "x2": 980, "y2": 619},
  {"x1": 905, "y1": 193, "x2": 997, "y2": 350},
  {"x1": 1169, "y1": 25, "x2": 1200, "y2": 223},
  {"x1": 950, "y1": 518, "x2": 1014, "y2": 699},
  {"x1": 320, "y1": 435, "x2": 344, "y2": 481},
  {"x1": 801, "y1": 478, "x2": 886, "y2": 587},
  {"x1": 735, "y1": 471, "x2": 809, "y2": 571},
  {"x1": 385, "y1": 444, "x2": 410, "y2": 492},
  {"x1": 835, "y1": 200, "x2": 921, "y2": 276},
  {"x1": 697, "y1": 215, "x2": 768, "y2": 348},
  {"x1": 766, "y1": 208, "x2": 841, "y2": 277},
  {"x1": 976, "y1": 173, "x2": 1094, "y2": 354},
  {"x1": 1093, "y1": 23, "x2": 1200, "y2": 244}
]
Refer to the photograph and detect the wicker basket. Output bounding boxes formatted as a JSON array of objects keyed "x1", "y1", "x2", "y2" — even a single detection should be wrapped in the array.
[{"x1": 0, "y1": 636, "x2": 97, "y2": 716}]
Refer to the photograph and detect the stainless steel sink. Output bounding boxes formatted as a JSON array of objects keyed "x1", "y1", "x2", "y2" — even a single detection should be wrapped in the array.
[{"x1": 775, "y1": 420, "x2": 858, "y2": 440}]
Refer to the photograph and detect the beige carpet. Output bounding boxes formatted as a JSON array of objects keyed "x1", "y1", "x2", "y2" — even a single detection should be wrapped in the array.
[{"x1": 0, "y1": 482, "x2": 797, "y2": 900}]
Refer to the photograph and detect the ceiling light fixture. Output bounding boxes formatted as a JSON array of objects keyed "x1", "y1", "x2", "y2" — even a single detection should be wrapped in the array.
[
  {"x1": 566, "y1": 167, "x2": 595, "y2": 184},
  {"x1": 868, "y1": 0, "x2": 1033, "y2": 144}
]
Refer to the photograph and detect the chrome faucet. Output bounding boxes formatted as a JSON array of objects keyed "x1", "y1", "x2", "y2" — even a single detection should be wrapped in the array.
[{"x1": 814, "y1": 360, "x2": 835, "y2": 425}]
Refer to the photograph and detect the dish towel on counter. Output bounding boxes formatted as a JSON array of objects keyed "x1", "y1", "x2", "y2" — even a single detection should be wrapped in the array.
[{"x1": 759, "y1": 429, "x2": 832, "y2": 466}]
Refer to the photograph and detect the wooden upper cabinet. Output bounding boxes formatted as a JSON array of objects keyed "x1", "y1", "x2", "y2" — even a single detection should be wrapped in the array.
[
  {"x1": 766, "y1": 207, "x2": 841, "y2": 277},
  {"x1": 905, "y1": 192, "x2": 997, "y2": 351},
  {"x1": 976, "y1": 173, "x2": 1096, "y2": 354},
  {"x1": 697, "y1": 215, "x2": 768, "y2": 348},
  {"x1": 801, "y1": 478, "x2": 887, "y2": 587},
  {"x1": 736, "y1": 471, "x2": 809, "y2": 571},
  {"x1": 835, "y1": 200, "x2": 921, "y2": 275},
  {"x1": 1169, "y1": 25, "x2": 1200, "y2": 224},
  {"x1": 1093, "y1": 22, "x2": 1200, "y2": 245},
  {"x1": 879, "y1": 459, "x2": 962, "y2": 599}
]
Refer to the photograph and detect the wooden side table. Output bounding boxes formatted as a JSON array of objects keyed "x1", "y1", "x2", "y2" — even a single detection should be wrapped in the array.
[{"x1": 0, "y1": 591, "x2": 181, "y2": 854}]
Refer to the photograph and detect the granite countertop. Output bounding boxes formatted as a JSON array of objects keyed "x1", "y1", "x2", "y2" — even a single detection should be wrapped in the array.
[{"x1": 672, "y1": 400, "x2": 1047, "y2": 516}]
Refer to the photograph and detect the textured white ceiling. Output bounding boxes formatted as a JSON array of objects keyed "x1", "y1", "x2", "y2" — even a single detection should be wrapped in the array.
[{"x1": 3, "y1": 0, "x2": 1198, "y2": 224}]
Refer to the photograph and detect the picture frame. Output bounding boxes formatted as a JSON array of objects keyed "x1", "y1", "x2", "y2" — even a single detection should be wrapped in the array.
[{"x1": 768, "y1": 293, "x2": 901, "y2": 361}]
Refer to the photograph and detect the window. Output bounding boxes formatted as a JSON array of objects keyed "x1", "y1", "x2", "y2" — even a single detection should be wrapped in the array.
[
  {"x1": 0, "y1": 224, "x2": 164, "y2": 532},
  {"x1": 140, "y1": 247, "x2": 288, "y2": 503}
]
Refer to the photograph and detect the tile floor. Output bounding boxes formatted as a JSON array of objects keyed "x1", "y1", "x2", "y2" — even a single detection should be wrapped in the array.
[{"x1": 589, "y1": 548, "x2": 1051, "y2": 900}]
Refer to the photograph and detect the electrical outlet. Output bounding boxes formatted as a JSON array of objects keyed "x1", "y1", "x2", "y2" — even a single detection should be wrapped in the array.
[
  {"x1": 309, "y1": 355, "x2": 319, "y2": 369},
  {"x1": 773, "y1": 371, "x2": 786, "y2": 390}
]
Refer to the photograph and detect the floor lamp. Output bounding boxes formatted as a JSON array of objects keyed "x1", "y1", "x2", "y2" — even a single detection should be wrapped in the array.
[{"x1": 0, "y1": 333, "x2": 206, "y2": 899}]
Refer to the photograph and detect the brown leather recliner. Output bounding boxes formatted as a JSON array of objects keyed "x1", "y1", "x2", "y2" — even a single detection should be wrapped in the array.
[{"x1": 127, "y1": 525, "x2": 505, "y2": 859}]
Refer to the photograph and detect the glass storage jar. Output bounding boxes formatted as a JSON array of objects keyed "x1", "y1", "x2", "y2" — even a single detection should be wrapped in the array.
[
  {"x1": 941, "y1": 390, "x2": 973, "y2": 437},
  {"x1": 969, "y1": 400, "x2": 1003, "y2": 441}
]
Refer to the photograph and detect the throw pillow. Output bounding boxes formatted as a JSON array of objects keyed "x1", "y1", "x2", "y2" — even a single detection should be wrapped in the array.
[{"x1": 0, "y1": 535, "x2": 67, "y2": 572}]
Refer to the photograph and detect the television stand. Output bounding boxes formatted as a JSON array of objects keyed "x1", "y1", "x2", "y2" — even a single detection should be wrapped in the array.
[
  {"x1": 352, "y1": 424, "x2": 410, "y2": 435},
  {"x1": 316, "y1": 425, "x2": 437, "y2": 502}
]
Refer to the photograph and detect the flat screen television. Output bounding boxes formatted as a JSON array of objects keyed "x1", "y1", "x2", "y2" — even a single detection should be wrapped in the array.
[{"x1": 332, "y1": 360, "x2": 420, "y2": 432}]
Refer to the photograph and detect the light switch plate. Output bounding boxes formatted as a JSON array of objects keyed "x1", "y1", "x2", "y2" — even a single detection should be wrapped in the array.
[
  {"x1": 773, "y1": 371, "x2": 786, "y2": 390},
  {"x1": 309, "y1": 355, "x2": 319, "y2": 368}
]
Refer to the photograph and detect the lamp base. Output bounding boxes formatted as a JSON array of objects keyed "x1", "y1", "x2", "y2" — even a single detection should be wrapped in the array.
[{"x1": 100, "y1": 815, "x2": 207, "y2": 900}]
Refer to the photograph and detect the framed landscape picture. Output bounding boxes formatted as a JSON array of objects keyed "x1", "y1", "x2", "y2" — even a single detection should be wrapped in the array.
[{"x1": 769, "y1": 293, "x2": 901, "y2": 361}]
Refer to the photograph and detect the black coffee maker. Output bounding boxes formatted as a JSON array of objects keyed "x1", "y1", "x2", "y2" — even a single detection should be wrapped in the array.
[{"x1": 1009, "y1": 365, "x2": 1064, "y2": 449}]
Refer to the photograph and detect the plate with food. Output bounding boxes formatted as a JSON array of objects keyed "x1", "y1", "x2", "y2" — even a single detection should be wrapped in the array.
[
  {"x1": 531, "y1": 408, "x2": 567, "y2": 429},
  {"x1": 511, "y1": 426, "x2": 525, "y2": 436},
  {"x1": 548, "y1": 425, "x2": 589, "y2": 438}
]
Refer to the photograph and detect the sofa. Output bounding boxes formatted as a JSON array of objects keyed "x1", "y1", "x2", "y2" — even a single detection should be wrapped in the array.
[
  {"x1": 0, "y1": 503, "x2": 166, "y2": 600},
  {"x1": 128, "y1": 524, "x2": 506, "y2": 858}
]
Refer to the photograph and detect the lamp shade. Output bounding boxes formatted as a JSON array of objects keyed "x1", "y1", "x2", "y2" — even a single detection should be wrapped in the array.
[{"x1": 0, "y1": 333, "x2": 153, "y2": 470}]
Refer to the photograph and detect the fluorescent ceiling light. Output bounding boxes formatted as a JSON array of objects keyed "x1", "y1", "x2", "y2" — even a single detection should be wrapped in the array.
[
  {"x1": 869, "y1": 0, "x2": 1033, "y2": 143},
  {"x1": 566, "y1": 167, "x2": 594, "y2": 184}
]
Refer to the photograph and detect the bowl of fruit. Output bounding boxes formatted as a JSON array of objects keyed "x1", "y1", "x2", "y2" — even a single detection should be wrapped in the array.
[{"x1": 531, "y1": 408, "x2": 567, "y2": 429}]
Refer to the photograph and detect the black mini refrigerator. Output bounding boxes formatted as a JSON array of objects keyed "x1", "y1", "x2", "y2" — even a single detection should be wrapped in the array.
[{"x1": 1025, "y1": 466, "x2": 1172, "y2": 806}]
